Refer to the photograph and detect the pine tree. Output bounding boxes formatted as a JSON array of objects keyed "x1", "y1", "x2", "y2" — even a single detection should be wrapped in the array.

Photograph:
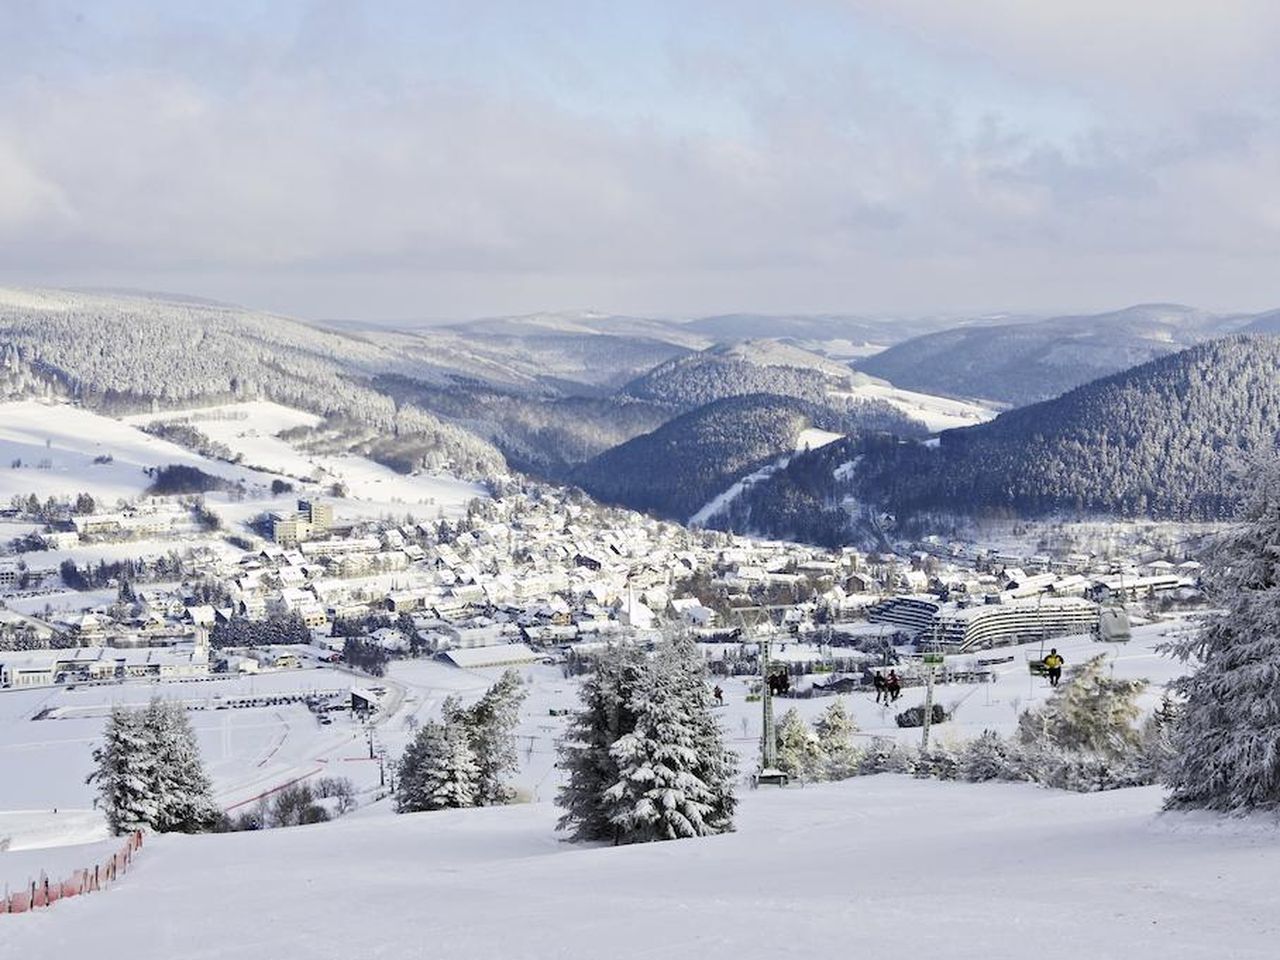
[
  {"x1": 459, "y1": 669, "x2": 527, "y2": 806},
  {"x1": 145, "y1": 700, "x2": 220, "y2": 833},
  {"x1": 958, "y1": 730, "x2": 1023, "y2": 782},
  {"x1": 1164, "y1": 457, "x2": 1280, "y2": 810},
  {"x1": 664, "y1": 638, "x2": 736, "y2": 834},
  {"x1": 813, "y1": 699, "x2": 860, "y2": 780},
  {"x1": 87, "y1": 706, "x2": 160, "y2": 835},
  {"x1": 775, "y1": 707, "x2": 827, "y2": 782},
  {"x1": 603, "y1": 643, "x2": 733, "y2": 843},
  {"x1": 1016, "y1": 654, "x2": 1146, "y2": 758},
  {"x1": 556, "y1": 644, "x2": 648, "y2": 842},
  {"x1": 88, "y1": 700, "x2": 219, "y2": 834},
  {"x1": 395, "y1": 718, "x2": 479, "y2": 813}
]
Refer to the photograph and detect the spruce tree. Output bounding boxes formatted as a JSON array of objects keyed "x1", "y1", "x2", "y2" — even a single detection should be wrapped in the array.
[
  {"x1": 1164, "y1": 458, "x2": 1280, "y2": 810},
  {"x1": 665, "y1": 638, "x2": 737, "y2": 833},
  {"x1": 603, "y1": 639, "x2": 736, "y2": 844},
  {"x1": 395, "y1": 719, "x2": 479, "y2": 812},
  {"x1": 145, "y1": 700, "x2": 220, "y2": 833},
  {"x1": 556, "y1": 644, "x2": 648, "y2": 841},
  {"x1": 460, "y1": 669, "x2": 527, "y2": 806},
  {"x1": 776, "y1": 707, "x2": 827, "y2": 782},
  {"x1": 1016, "y1": 654, "x2": 1146, "y2": 758},
  {"x1": 88, "y1": 706, "x2": 160, "y2": 835},
  {"x1": 813, "y1": 699, "x2": 860, "y2": 780}
]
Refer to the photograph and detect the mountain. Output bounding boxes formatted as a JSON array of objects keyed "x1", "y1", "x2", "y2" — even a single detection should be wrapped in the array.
[
  {"x1": 682, "y1": 312, "x2": 1030, "y2": 359},
  {"x1": 571, "y1": 393, "x2": 922, "y2": 521},
  {"x1": 619, "y1": 340, "x2": 864, "y2": 409},
  {"x1": 855, "y1": 304, "x2": 1256, "y2": 406},
  {"x1": 852, "y1": 334, "x2": 1280, "y2": 522},
  {"x1": 619, "y1": 339, "x2": 994, "y2": 431}
]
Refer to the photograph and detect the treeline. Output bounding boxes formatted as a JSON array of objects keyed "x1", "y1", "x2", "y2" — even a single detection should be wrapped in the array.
[
  {"x1": 145, "y1": 464, "x2": 232, "y2": 496},
  {"x1": 373, "y1": 374, "x2": 671, "y2": 480},
  {"x1": 142, "y1": 421, "x2": 240, "y2": 463},
  {"x1": 620, "y1": 351, "x2": 836, "y2": 409},
  {"x1": 711, "y1": 436, "x2": 863, "y2": 545},
  {"x1": 60, "y1": 553, "x2": 188, "y2": 591},
  {"x1": 209, "y1": 614, "x2": 312, "y2": 649}
]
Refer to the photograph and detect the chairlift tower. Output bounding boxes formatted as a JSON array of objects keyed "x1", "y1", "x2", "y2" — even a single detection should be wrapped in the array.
[{"x1": 742, "y1": 608, "x2": 787, "y2": 786}]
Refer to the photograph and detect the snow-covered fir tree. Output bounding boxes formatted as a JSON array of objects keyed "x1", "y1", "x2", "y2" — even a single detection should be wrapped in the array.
[
  {"x1": 1017, "y1": 654, "x2": 1145, "y2": 758},
  {"x1": 556, "y1": 643, "x2": 649, "y2": 842},
  {"x1": 958, "y1": 730, "x2": 1024, "y2": 783},
  {"x1": 457, "y1": 669, "x2": 527, "y2": 806},
  {"x1": 775, "y1": 707, "x2": 827, "y2": 782},
  {"x1": 144, "y1": 699, "x2": 220, "y2": 833},
  {"x1": 1164, "y1": 457, "x2": 1280, "y2": 811},
  {"x1": 87, "y1": 698, "x2": 218, "y2": 834},
  {"x1": 1014, "y1": 655, "x2": 1149, "y2": 791},
  {"x1": 88, "y1": 706, "x2": 160, "y2": 835},
  {"x1": 602, "y1": 640, "x2": 736, "y2": 843},
  {"x1": 813, "y1": 699, "x2": 860, "y2": 780},
  {"x1": 395, "y1": 718, "x2": 480, "y2": 813},
  {"x1": 665, "y1": 638, "x2": 737, "y2": 833}
]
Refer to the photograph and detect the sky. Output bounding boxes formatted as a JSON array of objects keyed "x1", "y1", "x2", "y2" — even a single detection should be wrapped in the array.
[{"x1": 2, "y1": 1, "x2": 1280, "y2": 322}]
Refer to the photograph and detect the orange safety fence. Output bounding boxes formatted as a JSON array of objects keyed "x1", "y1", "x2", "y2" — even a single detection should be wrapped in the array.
[{"x1": 1, "y1": 830, "x2": 143, "y2": 916}]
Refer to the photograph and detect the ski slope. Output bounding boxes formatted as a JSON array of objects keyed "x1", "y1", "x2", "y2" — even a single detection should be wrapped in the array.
[
  {"x1": 3, "y1": 776, "x2": 1277, "y2": 959},
  {"x1": 690, "y1": 428, "x2": 844, "y2": 526}
]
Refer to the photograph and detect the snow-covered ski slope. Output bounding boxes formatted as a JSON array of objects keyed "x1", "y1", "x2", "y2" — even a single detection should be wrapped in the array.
[
  {"x1": 689, "y1": 428, "x2": 843, "y2": 526},
  {"x1": 3, "y1": 776, "x2": 1277, "y2": 959}
]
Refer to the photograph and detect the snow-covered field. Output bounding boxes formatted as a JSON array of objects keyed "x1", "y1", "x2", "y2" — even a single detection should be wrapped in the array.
[
  {"x1": 0, "y1": 400, "x2": 290, "y2": 503},
  {"x1": 3, "y1": 775, "x2": 1278, "y2": 959},
  {"x1": 129, "y1": 400, "x2": 487, "y2": 518},
  {"x1": 831, "y1": 376, "x2": 997, "y2": 432}
]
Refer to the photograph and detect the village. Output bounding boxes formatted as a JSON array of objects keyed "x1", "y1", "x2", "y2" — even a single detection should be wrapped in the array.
[{"x1": 0, "y1": 475, "x2": 1207, "y2": 695}]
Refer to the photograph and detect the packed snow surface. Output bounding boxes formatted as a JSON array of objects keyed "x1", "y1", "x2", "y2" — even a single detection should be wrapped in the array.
[{"x1": 3, "y1": 777, "x2": 1278, "y2": 959}]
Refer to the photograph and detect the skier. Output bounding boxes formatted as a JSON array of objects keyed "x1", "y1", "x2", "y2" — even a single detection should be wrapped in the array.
[
  {"x1": 713, "y1": 685, "x2": 724, "y2": 706},
  {"x1": 1043, "y1": 648, "x2": 1065, "y2": 687},
  {"x1": 886, "y1": 670, "x2": 901, "y2": 702},
  {"x1": 872, "y1": 671, "x2": 887, "y2": 704}
]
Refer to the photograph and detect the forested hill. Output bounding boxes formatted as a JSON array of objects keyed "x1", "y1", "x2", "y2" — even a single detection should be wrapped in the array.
[
  {"x1": 571, "y1": 393, "x2": 920, "y2": 522},
  {"x1": 618, "y1": 340, "x2": 854, "y2": 410},
  {"x1": 0, "y1": 287, "x2": 507, "y2": 478},
  {"x1": 856, "y1": 335, "x2": 1280, "y2": 521}
]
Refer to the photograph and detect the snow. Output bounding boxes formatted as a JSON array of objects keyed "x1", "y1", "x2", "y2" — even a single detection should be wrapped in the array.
[
  {"x1": 794, "y1": 427, "x2": 843, "y2": 451},
  {"x1": 128, "y1": 401, "x2": 487, "y2": 519},
  {"x1": 4, "y1": 777, "x2": 1279, "y2": 958},
  {"x1": 829, "y1": 377, "x2": 997, "y2": 432},
  {"x1": 124, "y1": 401, "x2": 321, "y2": 480},
  {"x1": 0, "y1": 400, "x2": 291, "y2": 504},
  {"x1": 689, "y1": 455, "x2": 790, "y2": 526}
]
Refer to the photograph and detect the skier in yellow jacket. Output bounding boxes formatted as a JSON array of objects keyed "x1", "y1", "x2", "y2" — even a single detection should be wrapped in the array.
[{"x1": 1043, "y1": 649, "x2": 1065, "y2": 687}]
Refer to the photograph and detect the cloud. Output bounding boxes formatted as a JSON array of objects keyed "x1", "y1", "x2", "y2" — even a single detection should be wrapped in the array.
[
  {"x1": 0, "y1": 1, "x2": 1279, "y2": 318},
  {"x1": 843, "y1": 1, "x2": 1280, "y2": 109}
]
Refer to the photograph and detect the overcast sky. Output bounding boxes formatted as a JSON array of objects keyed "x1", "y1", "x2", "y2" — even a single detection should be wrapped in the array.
[{"x1": 2, "y1": 1, "x2": 1280, "y2": 322}]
